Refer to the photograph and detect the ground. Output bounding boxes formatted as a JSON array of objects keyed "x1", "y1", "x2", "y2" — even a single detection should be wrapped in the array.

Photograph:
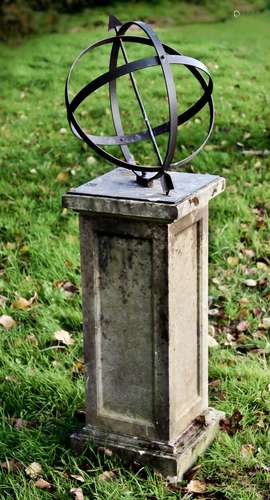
[{"x1": 0, "y1": 7, "x2": 270, "y2": 500}]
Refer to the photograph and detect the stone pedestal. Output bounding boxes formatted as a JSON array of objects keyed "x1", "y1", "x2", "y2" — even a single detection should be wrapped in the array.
[{"x1": 63, "y1": 167, "x2": 225, "y2": 481}]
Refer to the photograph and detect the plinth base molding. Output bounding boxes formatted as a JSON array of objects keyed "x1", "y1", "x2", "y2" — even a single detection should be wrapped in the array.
[{"x1": 71, "y1": 407, "x2": 224, "y2": 481}]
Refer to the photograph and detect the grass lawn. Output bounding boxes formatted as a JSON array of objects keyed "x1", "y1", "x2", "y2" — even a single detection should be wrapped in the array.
[{"x1": 0, "y1": 7, "x2": 270, "y2": 499}]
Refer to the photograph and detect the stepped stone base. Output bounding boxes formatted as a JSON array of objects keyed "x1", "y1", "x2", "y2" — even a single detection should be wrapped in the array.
[{"x1": 71, "y1": 407, "x2": 224, "y2": 482}]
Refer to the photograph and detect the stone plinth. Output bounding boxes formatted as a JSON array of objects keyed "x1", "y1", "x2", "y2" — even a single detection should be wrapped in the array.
[{"x1": 63, "y1": 167, "x2": 225, "y2": 481}]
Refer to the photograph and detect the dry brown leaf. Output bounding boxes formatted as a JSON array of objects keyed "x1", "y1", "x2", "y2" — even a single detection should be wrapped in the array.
[
  {"x1": 27, "y1": 334, "x2": 38, "y2": 346},
  {"x1": 184, "y1": 464, "x2": 202, "y2": 481},
  {"x1": 238, "y1": 308, "x2": 249, "y2": 319},
  {"x1": 19, "y1": 245, "x2": 30, "y2": 256},
  {"x1": 243, "y1": 279, "x2": 257, "y2": 287},
  {"x1": 62, "y1": 281, "x2": 79, "y2": 295},
  {"x1": 34, "y1": 478, "x2": 53, "y2": 490},
  {"x1": 236, "y1": 320, "x2": 250, "y2": 332},
  {"x1": 57, "y1": 171, "x2": 69, "y2": 183},
  {"x1": 227, "y1": 256, "x2": 239, "y2": 266},
  {"x1": 224, "y1": 332, "x2": 235, "y2": 347},
  {"x1": 70, "y1": 474, "x2": 85, "y2": 483},
  {"x1": 0, "y1": 459, "x2": 22, "y2": 473},
  {"x1": 72, "y1": 359, "x2": 85, "y2": 376},
  {"x1": 241, "y1": 443, "x2": 255, "y2": 459},
  {"x1": 220, "y1": 409, "x2": 242, "y2": 435},
  {"x1": 208, "y1": 335, "x2": 219, "y2": 348},
  {"x1": 12, "y1": 292, "x2": 37, "y2": 310},
  {"x1": 242, "y1": 248, "x2": 255, "y2": 259},
  {"x1": 12, "y1": 297, "x2": 30, "y2": 310},
  {"x1": 5, "y1": 375, "x2": 17, "y2": 382},
  {"x1": 0, "y1": 315, "x2": 16, "y2": 330},
  {"x1": 208, "y1": 324, "x2": 215, "y2": 336},
  {"x1": 65, "y1": 259, "x2": 74, "y2": 269},
  {"x1": 209, "y1": 379, "x2": 221, "y2": 387},
  {"x1": 186, "y1": 479, "x2": 207, "y2": 493},
  {"x1": 98, "y1": 447, "x2": 113, "y2": 457},
  {"x1": 208, "y1": 308, "x2": 222, "y2": 317},
  {"x1": 0, "y1": 295, "x2": 8, "y2": 308},
  {"x1": 262, "y1": 318, "x2": 270, "y2": 329},
  {"x1": 86, "y1": 156, "x2": 96, "y2": 165},
  {"x1": 239, "y1": 297, "x2": 250, "y2": 305},
  {"x1": 5, "y1": 242, "x2": 16, "y2": 250},
  {"x1": 257, "y1": 261, "x2": 268, "y2": 271},
  {"x1": 25, "y1": 462, "x2": 42, "y2": 479},
  {"x1": 53, "y1": 329, "x2": 74, "y2": 346},
  {"x1": 70, "y1": 487, "x2": 84, "y2": 500},
  {"x1": 10, "y1": 417, "x2": 36, "y2": 429},
  {"x1": 98, "y1": 470, "x2": 116, "y2": 481}
]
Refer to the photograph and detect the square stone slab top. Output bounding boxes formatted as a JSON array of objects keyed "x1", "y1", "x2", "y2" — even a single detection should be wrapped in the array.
[{"x1": 63, "y1": 167, "x2": 225, "y2": 223}]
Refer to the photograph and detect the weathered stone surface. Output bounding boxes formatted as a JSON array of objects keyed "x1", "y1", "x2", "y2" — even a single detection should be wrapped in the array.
[
  {"x1": 64, "y1": 167, "x2": 225, "y2": 480},
  {"x1": 63, "y1": 167, "x2": 225, "y2": 222},
  {"x1": 71, "y1": 407, "x2": 224, "y2": 481}
]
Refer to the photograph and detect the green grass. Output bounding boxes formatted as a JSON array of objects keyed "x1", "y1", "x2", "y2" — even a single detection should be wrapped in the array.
[{"x1": 0, "y1": 8, "x2": 270, "y2": 499}]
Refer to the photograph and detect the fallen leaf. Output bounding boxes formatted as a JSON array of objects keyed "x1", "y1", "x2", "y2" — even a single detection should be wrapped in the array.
[
  {"x1": 10, "y1": 417, "x2": 37, "y2": 429},
  {"x1": 57, "y1": 171, "x2": 69, "y2": 183},
  {"x1": 72, "y1": 359, "x2": 85, "y2": 376},
  {"x1": 62, "y1": 281, "x2": 79, "y2": 295},
  {"x1": 239, "y1": 297, "x2": 250, "y2": 305},
  {"x1": 243, "y1": 132, "x2": 251, "y2": 141},
  {"x1": 208, "y1": 324, "x2": 215, "y2": 336},
  {"x1": 253, "y1": 307, "x2": 261, "y2": 317},
  {"x1": 257, "y1": 261, "x2": 268, "y2": 271},
  {"x1": 209, "y1": 379, "x2": 221, "y2": 387},
  {"x1": 245, "y1": 267, "x2": 257, "y2": 275},
  {"x1": 70, "y1": 474, "x2": 85, "y2": 483},
  {"x1": 97, "y1": 447, "x2": 113, "y2": 457},
  {"x1": 184, "y1": 464, "x2": 202, "y2": 481},
  {"x1": 86, "y1": 156, "x2": 96, "y2": 165},
  {"x1": 53, "y1": 329, "x2": 74, "y2": 346},
  {"x1": 242, "y1": 248, "x2": 255, "y2": 259},
  {"x1": 0, "y1": 295, "x2": 8, "y2": 307},
  {"x1": 242, "y1": 149, "x2": 269, "y2": 157},
  {"x1": 70, "y1": 487, "x2": 84, "y2": 500},
  {"x1": 0, "y1": 315, "x2": 16, "y2": 330},
  {"x1": 262, "y1": 318, "x2": 270, "y2": 329},
  {"x1": 12, "y1": 292, "x2": 37, "y2": 310},
  {"x1": 19, "y1": 245, "x2": 30, "y2": 255},
  {"x1": 220, "y1": 409, "x2": 242, "y2": 435},
  {"x1": 208, "y1": 335, "x2": 219, "y2": 348},
  {"x1": 186, "y1": 479, "x2": 207, "y2": 493},
  {"x1": 238, "y1": 308, "x2": 249, "y2": 319},
  {"x1": 27, "y1": 334, "x2": 38, "y2": 346},
  {"x1": 243, "y1": 279, "x2": 257, "y2": 287},
  {"x1": 224, "y1": 332, "x2": 235, "y2": 347},
  {"x1": 34, "y1": 478, "x2": 53, "y2": 490},
  {"x1": 25, "y1": 462, "x2": 42, "y2": 479},
  {"x1": 227, "y1": 256, "x2": 239, "y2": 266},
  {"x1": 5, "y1": 375, "x2": 17, "y2": 382},
  {"x1": 98, "y1": 470, "x2": 116, "y2": 481},
  {"x1": 208, "y1": 308, "x2": 222, "y2": 317},
  {"x1": 241, "y1": 444, "x2": 255, "y2": 459},
  {"x1": 236, "y1": 321, "x2": 250, "y2": 332},
  {"x1": 0, "y1": 459, "x2": 22, "y2": 473},
  {"x1": 64, "y1": 259, "x2": 73, "y2": 269}
]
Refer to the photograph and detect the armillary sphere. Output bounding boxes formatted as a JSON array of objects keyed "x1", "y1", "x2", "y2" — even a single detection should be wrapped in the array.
[{"x1": 65, "y1": 15, "x2": 214, "y2": 195}]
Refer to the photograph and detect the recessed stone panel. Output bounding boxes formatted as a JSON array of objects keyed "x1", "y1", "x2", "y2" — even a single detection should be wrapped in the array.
[{"x1": 95, "y1": 232, "x2": 154, "y2": 426}]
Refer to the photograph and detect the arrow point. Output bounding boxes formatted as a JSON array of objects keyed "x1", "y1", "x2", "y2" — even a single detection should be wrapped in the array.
[{"x1": 108, "y1": 14, "x2": 122, "y2": 31}]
